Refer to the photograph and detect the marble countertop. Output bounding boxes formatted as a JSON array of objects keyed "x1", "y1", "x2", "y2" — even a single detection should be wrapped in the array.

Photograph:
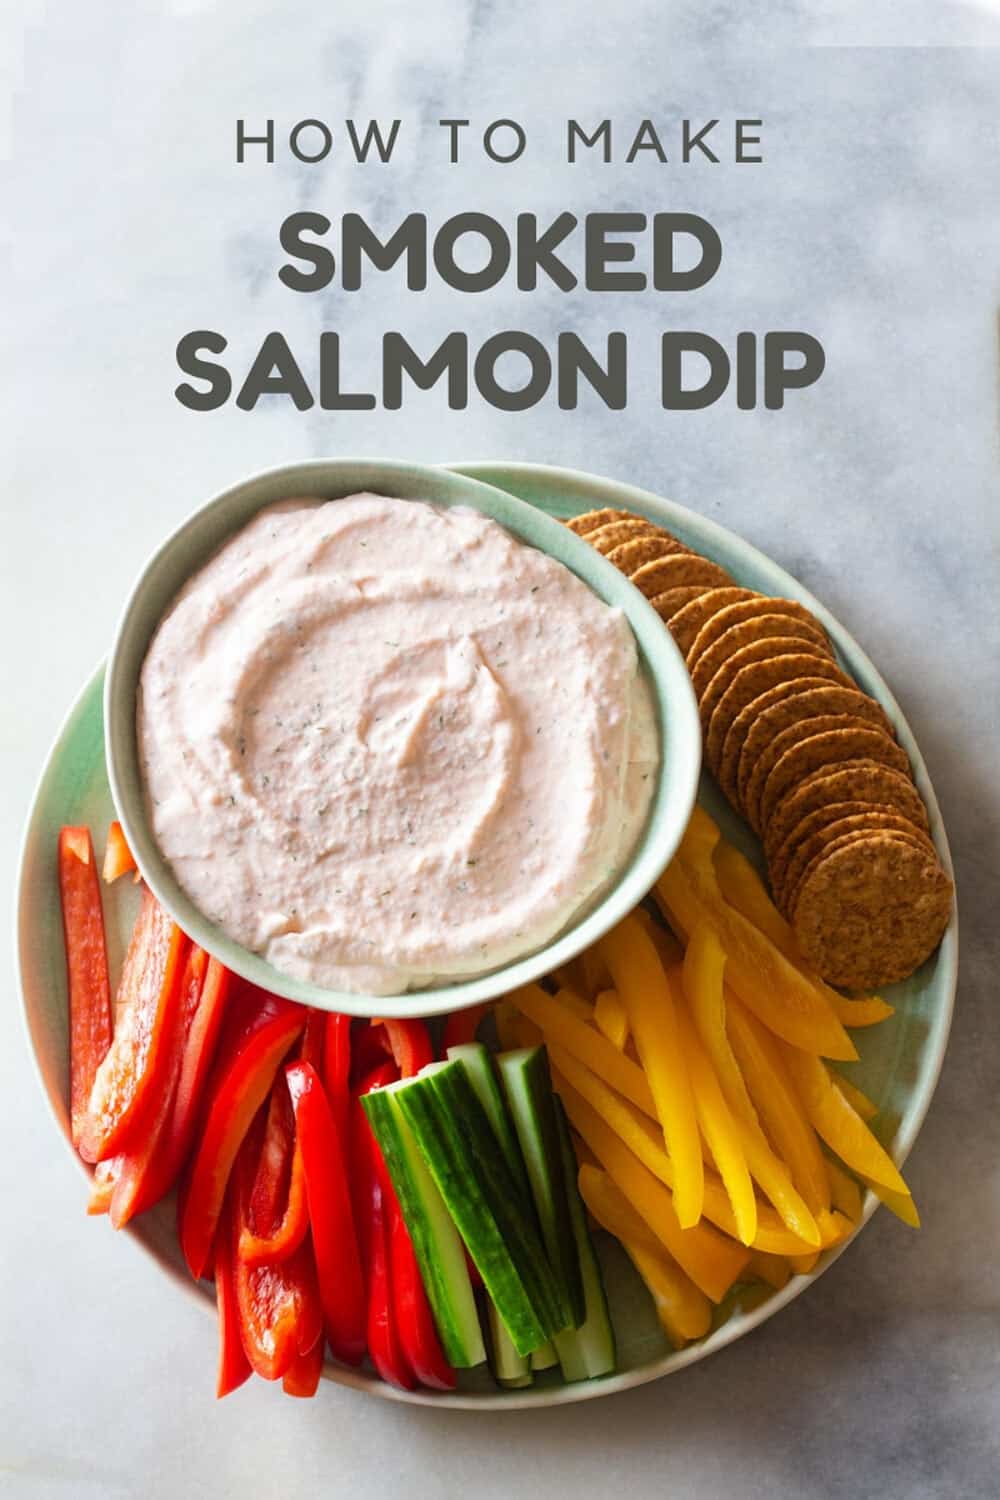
[{"x1": 3, "y1": 3, "x2": 999, "y2": 1497}]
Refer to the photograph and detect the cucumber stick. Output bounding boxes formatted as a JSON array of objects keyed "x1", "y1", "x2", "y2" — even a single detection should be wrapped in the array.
[
  {"x1": 361, "y1": 1085, "x2": 485, "y2": 1369},
  {"x1": 446, "y1": 1044, "x2": 536, "y2": 1385},
  {"x1": 497, "y1": 1047, "x2": 587, "y2": 1329},
  {"x1": 388, "y1": 1061, "x2": 571, "y2": 1356},
  {"x1": 550, "y1": 1096, "x2": 616, "y2": 1381}
]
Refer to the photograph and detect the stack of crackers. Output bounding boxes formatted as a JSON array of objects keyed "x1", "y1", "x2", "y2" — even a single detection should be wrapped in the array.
[{"x1": 567, "y1": 508, "x2": 954, "y2": 991}]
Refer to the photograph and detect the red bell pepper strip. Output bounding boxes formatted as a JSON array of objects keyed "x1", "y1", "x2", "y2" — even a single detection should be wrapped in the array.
[
  {"x1": 179, "y1": 992, "x2": 305, "y2": 1279},
  {"x1": 155, "y1": 955, "x2": 230, "y2": 1176},
  {"x1": 230, "y1": 1119, "x2": 323, "y2": 1381},
  {"x1": 351, "y1": 1088, "x2": 416, "y2": 1390},
  {"x1": 285, "y1": 1061, "x2": 365, "y2": 1366},
  {"x1": 58, "y1": 827, "x2": 114, "y2": 1153},
  {"x1": 441, "y1": 1004, "x2": 488, "y2": 1055},
  {"x1": 106, "y1": 943, "x2": 209, "y2": 1228},
  {"x1": 387, "y1": 1190, "x2": 456, "y2": 1391},
  {"x1": 238, "y1": 1077, "x2": 309, "y2": 1266},
  {"x1": 300, "y1": 1008, "x2": 327, "y2": 1074},
  {"x1": 102, "y1": 820, "x2": 136, "y2": 884},
  {"x1": 87, "y1": 1157, "x2": 117, "y2": 1216},
  {"x1": 214, "y1": 1193, "x2": 252, "y2": 1399},
  {"x1": 324, "y1": 1013, "x2": 353, "y2": 1141},
  {"x1": 349, "y1": 1021, "x2": 391, "y2": 1088},
  {"x1": 374, "y1": 1018, "x2": 434, "y2": 1079},
  {"x1": 78, "y1": 889, "x2": 190, "y2": 1164},
  {"x1": 282, "y1": 1332, "x2": 325, "y2": 1397}
]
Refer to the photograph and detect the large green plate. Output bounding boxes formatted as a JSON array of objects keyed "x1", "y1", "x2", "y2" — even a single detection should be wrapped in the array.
[{"x1": 15, "y1": 461, "x2": 956, "y2": 1409}]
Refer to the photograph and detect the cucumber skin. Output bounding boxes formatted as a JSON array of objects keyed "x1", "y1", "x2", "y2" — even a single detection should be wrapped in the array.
[
  {"x1": 396, "y1": 1062, "x2": 572, "y2": 1356},
  {"x1": 499, "y1": 1048, "x2": 587, "y2": 1329},
  {"x1": 551, "y1": 1097, "x2": 617, "y2": 1382},
  {"x1": 446, "y1": 1043, "x2": 534, "y2": 1210},
  {"x1": 362, "y1": 1087, "x2": 485, "y2": 1369}
]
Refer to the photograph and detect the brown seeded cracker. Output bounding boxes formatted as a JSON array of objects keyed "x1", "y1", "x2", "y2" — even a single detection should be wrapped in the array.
[
  {"x1": 705, "y1": 655, "x2": 853, "y2": 774},
  {"x1": 789, "y1": 827, "x2": 935, "y2": 921},
  {"x1": 758, "y1": 726, "x2": 912, "y2": 834},
  {"x1": 668, "y1": 588, "x2": 759, "y2": 657},
  {"x1": 763, "y1": 759, "x2": 930, "y2": 867},
  {"x1": 777, "y1": 811, "x2": 936, "y2": 915},
  {"x1": 686, "y1": 597, "x2": 830, "y2": 671},
  {"x1": 699, "y1": 635, "x2": 835, "y2": 738},
  {"x1": 790, "y1": 834, "x2": 953, "y2": 990},
  {"x1": 719, "y1": 675, "x2": 841, "y2": 804},
  {"x1": 735, "y1": 685, "x2": 894, "y2": 810},
  {"x1": 564, "y1": 508, "x2": 636, "y2": 536},
  {"x1": 630, "y1": 554, "x2": 732, "y2": 602},
  {"x1": 586, "y1": 519, "x2": 662, "y2": 555},
  {"x1": 769, "y1": 798, "x2": 923, "y2": 901},
  {"x1": 651, "y1": 587, "x2": 714, "y2": 623},
  {"x1": 606, "y1": 535, "x2": 692, "y2": 574},
  {"x1": 744, "y1": 713, "x2": 897, "y2": 833},
  {"x1": 689, "y1": 615, "x2": 834, "y2": 702}
]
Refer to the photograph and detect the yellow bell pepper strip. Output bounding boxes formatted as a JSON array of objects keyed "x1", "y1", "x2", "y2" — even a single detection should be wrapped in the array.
[
  {"x1": 829, "y1": 1070, "x2": 879, "y2": 1121},
  {"x1": 657, "y1": 856, "x2": 857, "y2": 1061},
  {"x1": 682, "y1": 922, "x2": 761, "y2": 1132},
  {"x1": 865, "y1": 1180, "x2": 921, "y2": 1228},
  {"x1": 726, "y1": 999, "x2": 832, "y2": 1216},
  {"x1": 816, "y1": 1208, "x2": 855, "y2": 1248},
  {"x1": 576, "y1": 948, "x2": 613, "y2": 999},
  {"x1": 598, "y1": 917, "x2": 704, "y2": 1229},
  {"x1": 554, "y1": 986, "x2": 596, "y2": 1023},
  {"x1": 824, "y1": 1157, "x2": 863, "y2": 1222},
  {"x1": 551, "y1": 1048, "x2": 815, "y2": 1255},
  {"x1": 578, "y1": 1165, "x2": 712, "y2": 1348},
  {"x1": 746, "y1": 1250, "x2": 792, "y2": 1291},
  {"x1": 555, "y1": 1078, "x2": 749, "y2": 1301},
  {"x1": 779, "y1": 1042, "x2": 911, "y2": 1196},
  {"x1": 789, "y1": 1250, "x2": 820, "y2": 1275},
  {"x1": 633, "y1": 906, "x2": 685, "y2": 971},
  {"x1": 593, "y1": 989, "x2": 629, "y2": 1051},
  {"x1": 672, "y1": 1002, "x2": 757, "y2": 1246},
  {"x1": 711, "y1": 840, "x2": 894, "y2": 1029},
  {"x1": 733, "y1": 1120, "x2": 820, "y2": 1248},
  {"x1": 509, "y1": 983, "x2": 656, "y2": 1117}
]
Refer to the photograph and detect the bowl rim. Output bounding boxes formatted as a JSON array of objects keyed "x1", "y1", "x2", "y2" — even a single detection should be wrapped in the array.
[{"x1": 103, "y1": 457, "x2": 702, "y2": 1019}]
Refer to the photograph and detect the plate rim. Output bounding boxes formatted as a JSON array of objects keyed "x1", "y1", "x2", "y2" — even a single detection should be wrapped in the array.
[{"x1": 14, "y1": 459, "x2": 958, "y2": 1411}]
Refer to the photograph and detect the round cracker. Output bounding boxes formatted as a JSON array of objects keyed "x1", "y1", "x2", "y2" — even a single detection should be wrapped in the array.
[
  {"x1": 763, "y1": 758, "x2": 930, "y2": 867},
  {"x1": 630, "y1": 553, "x2": 732, "y2": 602},
  {"x1": 719, "y1": 675, "x2": 846, "y2": 805},
  {"x1": 705, "y1": 655, "x2": 854, "y2": 774},
  {"x1": 699, "y1": 635, "x2": 835, "y2": 737},
  {"x1": 686, "y1": 597, "x2": 829, "y2": 672},
  {"x1": 735, "y1": 685, "x2": 894, "y2": 811},
  {"x1": 565, "y1": 507, "x2": 635, "y2": 536},
  {"x1": 587, "y1": 519, "x2": 662, "y2": 555},
  {"x1": 668, "y1": 588, "x2": 759, "y2": 658},
  {"x1": 768, "y1": 797, "x2": 923, "y2": 904},
  {"x1": 653, "y1": 586, "x2": 714, "y2": 623},
  {"x1": 790, "y1": 834, "x2": 953, "y2": 989},
  {"x1": 689, "y1": 614, "x2": 833, "y2": 701},
  {"x1": 745, "y1": 712, "x2": 895, "y2": 833},
  {"x1": 777, "y1": 810, "x2": 936, "y2": 916},
  {"x1": 758, "y1": 727, "x2": 912, "y2": 835},
  {"x1": 788, "y1": 828, "x2": 935, "y2": 922},
  {"x1": 606, "y1": 534, "x2": 691, "y2": 575}
]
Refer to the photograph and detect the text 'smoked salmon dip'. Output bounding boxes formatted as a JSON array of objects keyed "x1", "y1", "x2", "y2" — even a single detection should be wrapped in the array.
[{"x1": 138, "y1": 495, "x2": 659, "y2": 994}]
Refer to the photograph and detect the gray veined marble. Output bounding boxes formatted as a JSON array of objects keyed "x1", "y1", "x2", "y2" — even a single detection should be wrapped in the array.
[{"x1": 2, "y1": 2, "x2": 999, "y2": 1497}]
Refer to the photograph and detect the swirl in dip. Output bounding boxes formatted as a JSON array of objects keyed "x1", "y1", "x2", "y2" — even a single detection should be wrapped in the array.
[{"x1": 138, "y1": 494, "x2": 659, "y2": 994}]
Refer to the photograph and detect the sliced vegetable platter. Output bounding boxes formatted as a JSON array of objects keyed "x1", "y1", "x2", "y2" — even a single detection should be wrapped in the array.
[{"x1": 16, "y1": 463, "x2": 957, "y2": 1407}]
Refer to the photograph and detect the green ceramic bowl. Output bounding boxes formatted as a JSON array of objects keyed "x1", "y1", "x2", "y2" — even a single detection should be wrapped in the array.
[{"x1": 103, "y1": 459, "x2": 702, "y2": 1019}]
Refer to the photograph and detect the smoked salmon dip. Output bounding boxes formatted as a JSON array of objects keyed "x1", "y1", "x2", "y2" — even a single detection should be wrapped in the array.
[{"x1": 137, "y1": 494, "x2": 659, "y2": 994}]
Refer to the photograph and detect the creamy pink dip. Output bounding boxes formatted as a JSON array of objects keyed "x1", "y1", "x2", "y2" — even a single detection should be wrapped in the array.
[{"x1": 138, "y1": 495, "x2": 658, "y2": 994}]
